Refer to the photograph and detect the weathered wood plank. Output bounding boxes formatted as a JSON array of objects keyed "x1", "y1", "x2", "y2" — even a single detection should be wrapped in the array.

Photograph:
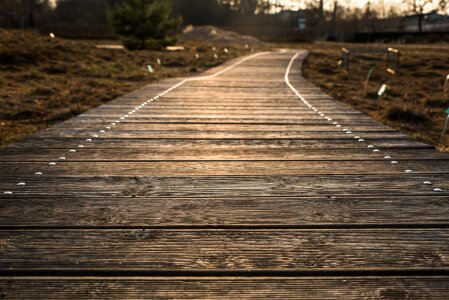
[
  {"x1": 67, "y1": 117, "x2": 383, "y2": 125},
  {"x1": 0, "y1": 175, "x2": 447, "y2": 197},
  {"x1": 34, "y1": 130, "x2": 408, "y2": 140},
  {"x1": 0, "y1": 195, "x2": 448, "y2": 227},
  {"x1": 41, "y1": 123, "x2": 396, "y2": 132},
  {"x1": 1, "y1": 148, "x2": 446, "y2": 162},
  {"x1": 6, "y1": 138, "x2": 432, "y2": 150},
  {"x1": 1, "y1": 276, "x2": 448, "y2": 299},
  {"x1": 0, "y1": 229, "x2": 448, "y2": 271},
  {"x1": 1, "y1": 160, "x2": 448, "y2": 176}
]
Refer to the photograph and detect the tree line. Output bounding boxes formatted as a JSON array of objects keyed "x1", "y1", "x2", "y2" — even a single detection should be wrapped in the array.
[
  {"x1": 1, "y1": 0, "x2": 447, "y2": 38},
  {"x1": 0, "y1": 0, "x2": 286, "y2": 29}
]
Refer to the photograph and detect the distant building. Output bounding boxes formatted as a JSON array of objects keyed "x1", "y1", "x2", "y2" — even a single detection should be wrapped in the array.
[
  {"x1": 376, "y1": 12, "x2": 449, "y2": 32},
  {"x1": 399, "y1": 12, "x2": 449, "y2": 32}
]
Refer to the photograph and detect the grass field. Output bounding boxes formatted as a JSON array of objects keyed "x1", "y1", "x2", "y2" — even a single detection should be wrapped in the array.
[
  {"x1": 0, "y1": 29, "x2": 266, "y2": 146},
  {"x1": 302, "y1": 42, "x2": 449, "y2": 152}
]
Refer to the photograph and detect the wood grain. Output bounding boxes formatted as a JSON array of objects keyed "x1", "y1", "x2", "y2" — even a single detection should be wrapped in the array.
[
  {"x1": 1, "y1": 277, "x2": 448, "y2": 299},
  {"x1": 0, "y1": 195, "x2": 447, "y2": 227},
  {"x1": 0, "y1": 229, "x2": 449, "y2": 271},
  {"x1": 0, "y1": 175, "x2": 448, "y2": 197}
]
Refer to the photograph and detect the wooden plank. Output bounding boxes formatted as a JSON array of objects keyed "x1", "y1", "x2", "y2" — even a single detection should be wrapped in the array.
[
  {"x1": 1, "y1": 148, "x2": 446, "y2": 162},
  {"x1": 34, "y1": 130, "x2": 407, "y2": 140},
  {"x1": 6, "y1": 138, "x2": 432, "y2": 150},
  {"x1": 40, "y1": 123, "x2": 396, "y2": 132},
  {"x1": 80, "y1": 113, "x2": 366, "y2": 119},
  {"x1": 0, "y1": 229, "x2": 448, "y2": 271},
  {"x1": 1, "y1": 160, "x2": 448, "y2": 176},
  {"x1": 56, "y1": 117, "x2": 387, "y2": 125},
  {"x1": 0, "y1": 175, "x2": 447, "y2": 197},
  {"x1": 0, "y1": 195, "x2": 448, "y2": 227},
  {"x1": 83, "y1": 108, "x2": 365, "y2": 115},
  {"x1": 1, "y1": 276, "x2": 448, "y2": 299}
]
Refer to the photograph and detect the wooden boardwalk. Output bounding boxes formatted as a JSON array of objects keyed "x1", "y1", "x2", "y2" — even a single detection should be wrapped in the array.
[{"x1": 1, "y1": 50, "x2": 449, "y2": 298}]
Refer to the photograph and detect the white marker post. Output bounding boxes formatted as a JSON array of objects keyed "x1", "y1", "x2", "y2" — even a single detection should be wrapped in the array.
[
  {"x1": 377, "y1": 84, "x2": 387, "y2": 111},
  {"x1": 439, "y1": 108, "x2": 449, "y2": 145},
  {"x1": 147, "y1": 65, "x2": 154, "y2": 73}
]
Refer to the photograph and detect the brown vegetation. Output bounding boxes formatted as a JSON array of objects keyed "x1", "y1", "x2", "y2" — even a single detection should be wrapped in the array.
[
  {"x1": 302, "y1": 42, "x2": 449, "y2": 152},
  {"x1": 0, "y1": 29, "x2": 266, "y2": 146}
]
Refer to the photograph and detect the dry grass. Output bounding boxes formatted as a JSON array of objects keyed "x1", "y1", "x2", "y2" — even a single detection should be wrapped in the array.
[
  {"x1": 302, "y1": 42, "x2": 449, "y2": 152},
  {"x1": 0, "y1": 29, "x2": 267, "y2": 146}
]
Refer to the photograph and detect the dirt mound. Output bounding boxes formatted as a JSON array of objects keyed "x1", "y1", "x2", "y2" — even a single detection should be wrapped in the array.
[{"x1": 181, "y1": 26, "x2": 263, "y2": 45}]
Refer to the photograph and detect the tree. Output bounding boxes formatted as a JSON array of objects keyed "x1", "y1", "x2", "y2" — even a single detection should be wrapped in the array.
[
  {"x1": 218, "y1": 0, "x2": 270, "y2": 15},
  {"x1": 109, "y1": 0, "x2": 181, "y2": 50},
  {"x1": 172, "y1": 0, "x2": 228, "y2": 26},
  {"x1": 403, "y1": 0, "x2": 436, "y2": 32},
  {"x1": 0, "y1": 0, "x2": 51, "y2": 28},
  {"x1": 54, "y1": 0, "x2": 109, "y2": 25},
  {"x1": 362, "y1": 1, "x2": 380, "y2": 32},
  {"x1": 306, "y1": 0, "x2": 325, "y2": 17}
]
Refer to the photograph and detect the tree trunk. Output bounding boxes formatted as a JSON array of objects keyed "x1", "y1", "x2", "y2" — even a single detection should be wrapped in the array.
[
  {"x1": 418, "y1": 14, "x2": 423, "y2": 32},
  {"x1": 27, "y1": 0, "x2": 36, "y2": 28},
  {"x1": 332, "y1": 1, "x2": 338, "y2": 22},
  {"x1": 319, "y1": 0, "x2": 324, "y2": 18}
]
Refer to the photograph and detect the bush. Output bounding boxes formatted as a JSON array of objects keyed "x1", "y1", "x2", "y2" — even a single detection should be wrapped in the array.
[{"x1": 109, "y1": 0, "x2": 182, "y2": 50}]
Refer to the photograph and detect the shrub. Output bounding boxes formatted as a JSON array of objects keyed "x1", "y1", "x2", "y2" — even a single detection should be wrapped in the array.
[{"x1": 109, "y1": 0, "x2": 182, "y2": 50}]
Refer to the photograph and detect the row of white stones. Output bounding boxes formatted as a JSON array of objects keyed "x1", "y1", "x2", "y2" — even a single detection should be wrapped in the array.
[
  {"x1": 285, "y1": 51, "x2": 444, "y2": 193},
  {"x1": 3, "y1": 51, "x2": 271, "y2": 196}
]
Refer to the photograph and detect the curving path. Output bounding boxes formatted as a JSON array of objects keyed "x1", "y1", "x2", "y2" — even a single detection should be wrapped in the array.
[{"x1": 1, "y1": 50, "x2": 449, "y2": 298}]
